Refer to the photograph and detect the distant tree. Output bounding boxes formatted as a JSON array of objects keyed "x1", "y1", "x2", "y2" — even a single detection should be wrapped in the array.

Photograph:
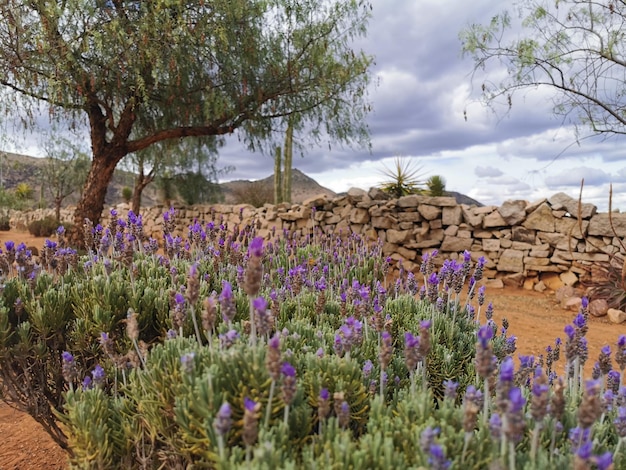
[
  {"x1": 0, "y1": 0, "x2": 373, "y2": 245},
  {"x1": 41, "y1": 136, "x2": 90, "y2": 222},
  {"x1": 121, "y1": 187, "x2": 132, "y2": 204},
  {"x1": 122, "y1": 136, "x2": 226, "y2": 213},
  {"x1": 461, "y1": 0, "x2": 626, "y2": 139}
]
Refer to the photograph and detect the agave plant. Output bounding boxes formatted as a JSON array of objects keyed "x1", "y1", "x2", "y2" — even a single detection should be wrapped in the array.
[
  {"x1": 426, "y1": 175, "x2": 447, "y2": 197},
  {"x1": 586, "y1": 254, "x2": 626, "y2": 310},
  {"x1": 377, "y1": 157, "x2": 426, "y2": 198}
]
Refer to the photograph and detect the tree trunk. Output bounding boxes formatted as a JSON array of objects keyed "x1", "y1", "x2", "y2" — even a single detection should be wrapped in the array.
[
  {"x1": 131, "y1": 173, "x2": 153, "y2": 215},
  {"x1": 284, "y1": 120, "x2": 294, "y2": 204},
  {"x1": 70, "y1": 152, "x2": 123, "y2": 246},
  {"x1": 274, "y1": 146, "x2": 282, "y2": 204},
  {"x1": 54, "y1": 196, "x2": 62, "y2": 224}
]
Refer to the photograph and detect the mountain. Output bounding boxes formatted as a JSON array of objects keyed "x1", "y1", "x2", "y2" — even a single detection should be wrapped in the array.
[
  {"x1": 220, "y1": 168, "x2": 337, "y2": 205},
  {"x1": 0, "y1": 151, "x2": 482, "y2": 209}
]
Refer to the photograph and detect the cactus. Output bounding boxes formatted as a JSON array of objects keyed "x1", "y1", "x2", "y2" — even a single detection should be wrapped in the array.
[{"x1": 273, "y1": 146, "x2": 282, "y2": 204}]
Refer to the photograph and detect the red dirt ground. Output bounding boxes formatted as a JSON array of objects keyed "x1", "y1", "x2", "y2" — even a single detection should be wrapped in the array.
[{"x1": 0, "y1": 230, "x2": 623, "y2": 469}]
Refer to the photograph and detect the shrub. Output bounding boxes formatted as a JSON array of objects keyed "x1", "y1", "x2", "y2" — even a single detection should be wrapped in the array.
[
  {"x1": 0, "y1": 215, "x2": 10, "y2": 231},
  {"x1": 0, "y1": 211, "x2": 623, "y2": 468},
  {"x1": 231, "y1": 180, "x2": 274, "y2": 207},
  {"x1": 27, "y1": 216, "x2": 62, "y2": 237},
  {"x1": 121, "y1": 186, "x2": 133, "y2": 204}
]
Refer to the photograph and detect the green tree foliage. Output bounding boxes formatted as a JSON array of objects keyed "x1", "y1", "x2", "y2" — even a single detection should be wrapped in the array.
[
  {"x1": 41, "y1": 135, "x2": 90, "y2": 222},
  {"x1": 122, "y1": 136, "x2": 227, "y2": 212},
  {"x1": 460, "y1": 0, "x2": 626, "y2": 138},
  {"x1": 0, "y1": 0, "x2": 373, "y2": 243}
]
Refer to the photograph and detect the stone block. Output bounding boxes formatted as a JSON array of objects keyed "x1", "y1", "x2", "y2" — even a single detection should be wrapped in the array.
[
  {"x1": 497, "y1": 249, "x2": 524, "y2": 272},
  {"x1": 511, "y1": 226, "x2": 536, "y2": 243},
  {"x1": 523, "y1": 202, "x2": 556, "y2": 232},
  {"x1": 440, "y1": 236, "x2": 473, "y2": 252},
  {"x1": 483, "y1": 210, "x2": 508, "y2": 228},
  {"x1": 498, "y1": 200, "x2": 527, "y2": 225},
  {"x1": 442, "y1": 206, "x2": 463, "y2": 226},
  {"x1": 418, "y1": 204, "x2": 442, "y2": 221}
]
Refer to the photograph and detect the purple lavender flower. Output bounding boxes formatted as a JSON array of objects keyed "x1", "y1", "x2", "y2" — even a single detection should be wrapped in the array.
[
  {"x1": 564, "y1": 324, "x2": 575, "y2": 340},
  {"x1": 499, "y1": 357, "x2": 514, "y2": 382},
  {"x1": 248, "y1": 237, "x2": 264, "y2": 257},
  {"x1": 428, "y1": 444, "x2": 451, "y2": 470},
  {"x1": 363, "y1": 360, "x2": 374, "y2": 378},
  {"x1": 91, "y1": 364, "x2": 105, "y2": 386},
  {"x1": 477, "y1": 325, "x2": 494, "y2": 348},
  {"x1": 180, "y1": 352, "x2": 195, "y2": 373},
  {"x1": 244, "y1": 397, "x2": 257, "y2": 412},
  {"x1": 594, "y1": 452, "x2": 613, "y2": 470},
  {"x1": 320, "y1": 388, "x2": 329, "y2": 401},
  {"x1": 573, "y1": 313, "x2": 586, "y2": 329},
  {"x1": 281, "y1": 362, "x2": 296, "y2": 377},
  {"x1": 82, "y1": 376, "x2": 93, "y2": 390},
  {"x1": 213, "y1": 402, "x2": 232, "y2": 436},
  {"x1": 443, "y1": 380, "x2": 459, "y2": 400}
]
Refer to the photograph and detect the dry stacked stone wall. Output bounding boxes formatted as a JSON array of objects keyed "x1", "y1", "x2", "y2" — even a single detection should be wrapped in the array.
[{"x1": 10, "y1": 188, "x2": 626, "y2": 290}]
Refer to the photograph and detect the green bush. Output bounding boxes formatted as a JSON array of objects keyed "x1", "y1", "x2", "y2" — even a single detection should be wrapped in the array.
[
  {"x1": 0, "y1": 210, "x2": 623, "y2": 469},
  {"x1": 27, "y1": 216, "x2": 61, "y2": 237}
]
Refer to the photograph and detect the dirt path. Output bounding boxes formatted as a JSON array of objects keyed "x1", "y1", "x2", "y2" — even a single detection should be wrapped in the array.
[{"x1": 0, "y1": 229, "x2": 623, "y2": 468}]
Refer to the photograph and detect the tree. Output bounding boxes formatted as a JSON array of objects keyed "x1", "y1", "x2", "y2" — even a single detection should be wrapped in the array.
[
  {"x1": 41, "y1": 136, "x2": 91, "y2": 222},
  {"x1": 460, "y1": 1, "x2": 626, "y2": 139},
  {"x1": 0, "y1": 0, "x2": 373, "y2": 244},
  {"x1": 122, "y1": 135, "x2": 226, "y2": 213}
]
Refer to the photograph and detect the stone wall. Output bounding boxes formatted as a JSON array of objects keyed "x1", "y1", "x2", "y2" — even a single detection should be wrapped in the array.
[{"x1": 10, "y1": 188, "x2": 626, "y2": 290}]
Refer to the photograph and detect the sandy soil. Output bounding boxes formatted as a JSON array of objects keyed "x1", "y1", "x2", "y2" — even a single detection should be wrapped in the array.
[{"x1": 0, "y1": 229, "x2": 623, "y2": 469}]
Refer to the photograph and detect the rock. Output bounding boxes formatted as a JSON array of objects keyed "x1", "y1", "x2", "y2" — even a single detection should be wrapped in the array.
[
  {"x1": 588, "y1": 213, "x2": 626, "y2": 237},
  {"x1": 396, "y1": 195, "x2": 420, "y2": 208},
  {"x1": 523, "y1": 277, "x2": 536, "y2": 290},
  {"x1": 485, "y1": 278, "x2": 504, "y2": 289},
  {"x1": 386, "y1": 229, "x2": 411, "y2": 244},
  {"x1": 367, "y1": 187, "x2": 390, "y2": 200},
  {"x1": 442, "y1": 206, "x2": 463, "y2": 226},
  {"x1": 483, "y1": 210, "x2": 508, "y2": 228},
  {"x1": 523, "y1": 202, "x2": 556, "y2": 232},
  {"x1": 503, "y1": 272, "x2": 525, "y2": 287},
  {"x1": 302, "y1": 194, "x2": 330, "y2": 208},
  {"x1": 589, "y1": 299, "x2": 609, "y2": 317},
  {"x1": 555, "y1": 285, "x2": 576, "y2": 302},
  {"x1": 543, "y1": 273, "x2": 565, "y2": 291},
  {"x1": 349, "y1": 208, "x2": 369, "y2": 224},
  {"x1": 511, "y1": 226, "x2": 536, "y2": 244},
  {"x1": 418, "y1": 204, "x2": 442, "y2": 221},
  {"x1": 564, "y1": 296, "x2": 583, "y2": 312},
  {"x1": 608, "y1": 308, "x2": 626, "y2": 324},
  {"x1": 498, "y1": 200, "x2": 527, "y2": 225},
  {"x1": 497, "y1": 249, "x2": 524, "y2": 273},
  {"x1": 346, "y1": 187, "x2": 368, "y2": 203},
  {"x1": 533, "y1": 281, "x2": 547, "y2": 292},
  {"x1": 440, "y1": 235, "x2": 473, "y2": 252},
  {"x1": 559, "y1": 271, "x2": 579, "y2": 287},
  {"x1": 548, "y1": 192, "x2": 597, "y2": 219}
]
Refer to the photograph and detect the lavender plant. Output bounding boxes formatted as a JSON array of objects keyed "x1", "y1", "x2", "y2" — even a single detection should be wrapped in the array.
[{"x1": 0, "y1": 209, "x2": 624, "y2": 468}]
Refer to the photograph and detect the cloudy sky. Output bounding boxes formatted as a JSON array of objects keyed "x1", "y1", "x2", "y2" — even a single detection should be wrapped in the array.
[
  {"x1": 213, "y1": 0, "x2": 626, "y2": 212},
  {"x1": 6, "y1": 0, "x2": 626, "y2": 211}
]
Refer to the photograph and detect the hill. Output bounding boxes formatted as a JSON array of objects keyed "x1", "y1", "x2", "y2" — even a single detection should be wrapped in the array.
[
  {"x1": 0, "y1": 151, "x2": 482, "y2": 209},
  {"x1": 220, "y1": 168, "x2": 337, "y2": 205}
]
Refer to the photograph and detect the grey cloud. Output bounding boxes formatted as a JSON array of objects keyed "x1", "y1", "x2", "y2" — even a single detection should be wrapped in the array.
[
  {"x1": 544, "y1": 167, "x2": 611, "y2": 187},
  {"x1": 475, "y1": 166, "x2": 503, "y2": 177}
]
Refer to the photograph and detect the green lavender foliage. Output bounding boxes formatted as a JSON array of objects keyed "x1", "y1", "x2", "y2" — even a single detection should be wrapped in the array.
[{"x1": 0, "y1": 210, "x2": 625, "y2": 468}]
